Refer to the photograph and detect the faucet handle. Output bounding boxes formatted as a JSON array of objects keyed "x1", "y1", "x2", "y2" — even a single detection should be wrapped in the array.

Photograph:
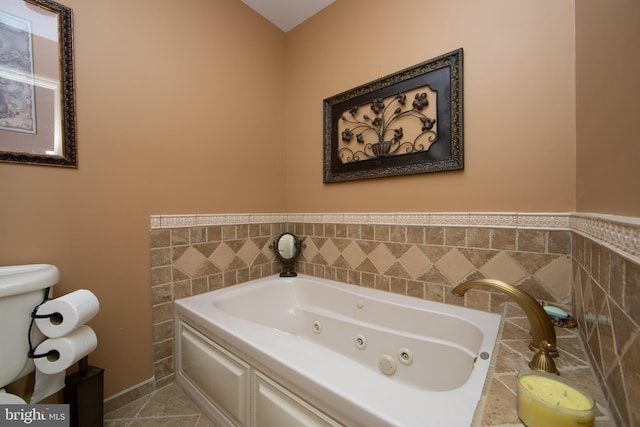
[{"x1": 529, "y1": 340, "x2": 559, "y2": 374}]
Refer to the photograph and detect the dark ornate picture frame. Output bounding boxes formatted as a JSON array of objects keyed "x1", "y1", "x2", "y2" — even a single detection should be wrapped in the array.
[
  {"x1": 0, "y1": 0, "x2": 77, "y2": 167},
  {"x1": 323, "y1": 49, "x2": 463, "y2": 183}
]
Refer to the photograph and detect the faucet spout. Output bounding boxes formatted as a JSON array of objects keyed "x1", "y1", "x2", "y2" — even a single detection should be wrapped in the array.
[{"x1": 452, "y1": 278, "x2": 557, "y2": 358}]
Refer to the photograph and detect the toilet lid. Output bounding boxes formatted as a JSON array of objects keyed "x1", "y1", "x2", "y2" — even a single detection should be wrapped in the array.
[{"x1": 0, "y1": 392, "x2": 27, "y2": 404}]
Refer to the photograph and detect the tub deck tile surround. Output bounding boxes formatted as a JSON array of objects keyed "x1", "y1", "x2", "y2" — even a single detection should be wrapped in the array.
[
  {"x1": 476, "y1": 304, "x2": 612, "y2": 427},
  {"x1": 121, "y1": 212, "x2": 639, "y2": 425}
]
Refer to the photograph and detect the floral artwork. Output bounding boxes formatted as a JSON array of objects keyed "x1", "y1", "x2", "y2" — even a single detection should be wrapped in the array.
[
  {"x1": 338, "y1": 87, "x2": 438, "y2": 163},
  {"x1": 323, "y1": 48, "x2": 463, "y2": 182},
  {"x1": 0, "y1": 11, "x2": 36, "y2": 134}
]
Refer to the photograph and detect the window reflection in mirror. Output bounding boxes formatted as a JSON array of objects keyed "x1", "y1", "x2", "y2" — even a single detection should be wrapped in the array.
[{"x1": 278, "y1": 233, "x2": 296, "y2": 259}]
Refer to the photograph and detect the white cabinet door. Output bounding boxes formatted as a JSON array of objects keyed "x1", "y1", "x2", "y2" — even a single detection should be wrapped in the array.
[
  {"x1": 254, "y1": 372, "x2": 342, "y2": 427},
  {"x1": 179, "y1": 323, "x2": 250, "y2": 426}
]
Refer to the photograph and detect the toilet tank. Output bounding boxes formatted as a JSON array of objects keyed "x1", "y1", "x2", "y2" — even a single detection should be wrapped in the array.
[{"x1": 0, "y1": 264, "x2": 59, "y2": 387}]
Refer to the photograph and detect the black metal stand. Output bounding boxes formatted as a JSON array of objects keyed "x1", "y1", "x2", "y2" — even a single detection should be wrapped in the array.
[
  {"x1": 279, "y1": 259, "x2": 298, "y2": 277},
  {"x1": 63, "y1": 357, "x2": 104, "y2": 427}
]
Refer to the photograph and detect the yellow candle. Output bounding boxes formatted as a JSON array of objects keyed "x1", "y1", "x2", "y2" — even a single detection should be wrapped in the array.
[{"x1": 517, "y1": 371, "x2": 595, "y2": 427}]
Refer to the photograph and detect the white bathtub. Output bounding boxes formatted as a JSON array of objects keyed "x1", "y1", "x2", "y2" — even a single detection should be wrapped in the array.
[{"x1": 174, "y1": 274, "x2": 501, "y2": 427}]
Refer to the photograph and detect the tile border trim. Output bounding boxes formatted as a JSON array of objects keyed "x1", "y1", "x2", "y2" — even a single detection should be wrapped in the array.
[
  {"x1": 150, "y1": 212, "x2": 640, "y2": 264},
  {"x1": 570, "y1": 212, "x2": 640, "y2": 264},
  {"x1": 150, "y1": 212, "x2": 573, "y2": 229}
]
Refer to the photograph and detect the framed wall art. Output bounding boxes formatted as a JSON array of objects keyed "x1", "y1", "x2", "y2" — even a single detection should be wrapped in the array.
[
  {"x1": 0, "y1": 0, "x2": 76, "y2": 167},
  {"x1": 323, "y1": 48, "x2": 463, "y2": 183}
]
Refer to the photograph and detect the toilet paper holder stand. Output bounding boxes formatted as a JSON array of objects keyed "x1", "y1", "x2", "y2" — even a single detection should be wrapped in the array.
[
  {"x1": 64, "y1": 355, "x2": 104, "y2": 427},
  {"x1": 28, "y1": 289, "x2": 104, "y2": 427}
]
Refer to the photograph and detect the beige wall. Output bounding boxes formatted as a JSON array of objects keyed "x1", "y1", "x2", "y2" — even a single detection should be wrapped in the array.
[
  {"x1": 575, "y1": 0, "x2": 640, "y2": 217},
  {"x1": 284, "y1": 0, "x2": 576, "y2": 213},
  {"x1": 1, "y1": 0, "x2": 286, "y2": 398}
]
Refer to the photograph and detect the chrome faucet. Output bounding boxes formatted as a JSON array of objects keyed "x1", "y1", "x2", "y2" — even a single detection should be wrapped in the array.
[{"x1": 452, "y1": 278, "x2": 559, "y2": 374}]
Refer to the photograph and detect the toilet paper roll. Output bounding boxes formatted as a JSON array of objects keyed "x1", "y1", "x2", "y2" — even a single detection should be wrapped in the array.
[
  {"x1": 35, "y1": 289, "x2": 100, "y2": 338},
  {"x1": 33, "y1": 325, "x2": 98, "y2": 375},
  {"x1": 30, "y1": 371, "x2": 65, "y2": 403}
]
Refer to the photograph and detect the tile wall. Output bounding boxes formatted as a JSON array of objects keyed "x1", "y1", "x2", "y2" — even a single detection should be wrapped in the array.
[
  {"x1": 292, "y1": 222, "x2": 573, "y2": 313},
  {"x1": 106, "y1": 221, "x2": 284, "y2": 413},
  {"x1": 107, "y1": 212, "x2": 640, "y2": 426},
  {"x1": 571, "y1": 217, "x2": 640, "y2": 427},
  {"x1": 148, "y1": 222, "x2": 284, "y2": 382}
]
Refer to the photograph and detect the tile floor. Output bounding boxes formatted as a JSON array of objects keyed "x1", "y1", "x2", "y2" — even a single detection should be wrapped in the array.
[{"x1": 104, "y1": 383, "x2": 214, "y2": 427}]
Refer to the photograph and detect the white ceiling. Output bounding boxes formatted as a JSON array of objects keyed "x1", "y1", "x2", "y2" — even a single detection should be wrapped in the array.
[{"x1": 241, "y1": 0, "x2": 335, "y2": 32}]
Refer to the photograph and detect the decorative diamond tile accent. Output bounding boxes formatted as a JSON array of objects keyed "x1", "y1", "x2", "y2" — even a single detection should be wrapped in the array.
[
  {"x1": 237, "y1": 240, "x2": 260, "y2": 266},
  {"x1": 301, "y1": 238, "x2": 319, "y2": 262},
  {"x1": 399, "y1": 246, "x2": 432, "y2": 279},
  {"x1": 480, "y1": 252, "x2": 528, "y2": 284},
  {"x1": 261, "y1": 241, "x2": 276, "y2": 261},
  {"x1": 208, "y1": 242, "x2": 236, "y2": 270},
  {"x1": 342, "y1": 241, "x2": 367, "y2": 269},
  {"x1": 368, "y1": 243, "x2": 396, "y2": 274},
  {"x1": 435, "y1": 248, "x2": 475, "y2": 283},
  {"x1": 535, "y1": 256, "x2": 572, "y2": 302},
  {"x1": 174, "y1": 246, "x2": 207, "y2": 277},
  {"x1": 320, "y1": 239, "x2": 341, "y2": 266}
]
